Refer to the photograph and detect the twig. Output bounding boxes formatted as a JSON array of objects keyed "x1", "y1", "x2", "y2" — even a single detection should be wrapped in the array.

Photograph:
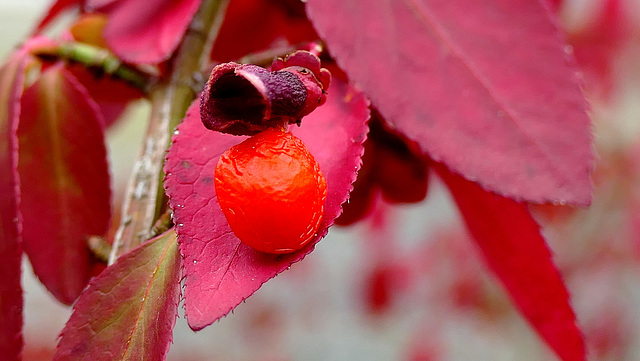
[
  {"x1": 87, "y1": 236, "x2": 111, "y2": 262},
  {"x1": 148, "y1": 209, "x2": 174, "y2": 239},
  {"x1": 34, "y1": 42, "x2": 151, "y2": 90}
]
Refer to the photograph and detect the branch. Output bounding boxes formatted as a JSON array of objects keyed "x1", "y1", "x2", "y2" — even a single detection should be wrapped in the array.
[
  {"x1": 108, "y1": 0, "x2": 230, "y2": 264},
  {"x1": 34, "y1": 42, "x2": 151, "y2": 90}
]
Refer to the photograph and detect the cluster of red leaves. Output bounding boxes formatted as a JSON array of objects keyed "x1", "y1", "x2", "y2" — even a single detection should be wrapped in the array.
[
  {"x1": 0, "y1": 0, "x2": 607, "y2": 360},
  {"x1": 0, "y1": 36, "x2": 130, "y2": 360}
]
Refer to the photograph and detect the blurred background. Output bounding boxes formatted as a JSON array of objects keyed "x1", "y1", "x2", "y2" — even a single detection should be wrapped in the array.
[{"x1": 3, "y1": 0, "x2": 640, "y2": 360}]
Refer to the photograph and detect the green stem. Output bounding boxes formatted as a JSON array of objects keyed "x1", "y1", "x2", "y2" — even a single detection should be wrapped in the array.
[
  {"x1": 34, "y1": 42, "x2": 150, "y2": 90},
  {"x1": 108, "y1": 0, "x2": 230, "y2": 264}
]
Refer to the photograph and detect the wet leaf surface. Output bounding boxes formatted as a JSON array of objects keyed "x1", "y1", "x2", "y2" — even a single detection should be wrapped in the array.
[{"x1": 164, "y1": 70, "x2": 369, "y2": 329}]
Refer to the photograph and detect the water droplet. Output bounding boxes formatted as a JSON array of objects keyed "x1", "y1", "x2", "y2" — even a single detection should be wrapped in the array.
[
  {"x1": 563, "y1": 45, "x2": 574, "y2": 55},
  {"x1": 174, "y1": 130, "x2": 180, "y2": 135},
  {"x1": 178, "y1": 223, "x2": 184, "y2": 227},
  {"x1": 193, "y1": 260, "x2": 197, "y2": 264}
]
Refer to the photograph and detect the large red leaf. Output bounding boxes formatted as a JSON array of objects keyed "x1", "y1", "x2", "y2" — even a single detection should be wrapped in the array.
[
  {"x1": 307, "y1": 0, "x2": 593, "y2": 205},
  {"x1": 0, "y1": 46, "x2": 34, "y2": 361},
  {"x1": 99, "y1": 0, "x2": 203, "y2": 63},
  {"x1": 18, "y1": 64, "x2": 111, "y2": 305},
  {"x1": 437, "y1": 164, "x2": 585, "y2": 361},
  {"x1": 164, "y1": 72, "x2": 369, "y2": 330},
  {"x1": 53, "y1": 230, "x2": 181, "y2": 361}
]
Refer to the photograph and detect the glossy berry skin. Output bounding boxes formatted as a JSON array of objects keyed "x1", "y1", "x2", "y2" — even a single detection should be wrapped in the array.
[{"x1": 215, "y1": 129, "x2": 327, "y2": 254}]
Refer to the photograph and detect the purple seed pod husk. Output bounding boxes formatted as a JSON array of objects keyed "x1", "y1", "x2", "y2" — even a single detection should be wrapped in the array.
[
  {"x1": 271, "y1": 50, "x2": 331, "y2": 115},
  {"x1": 200, "y1": 63, "x2": 303, "y2": 135},
  {"x1": 200, "y1": 51, "x2": 331, "y2": 136}
]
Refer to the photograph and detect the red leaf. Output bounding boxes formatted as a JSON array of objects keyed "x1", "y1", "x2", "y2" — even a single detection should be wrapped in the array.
[
  {"x1": 307, "y1": 0, "x2": 593, "y2": 205},
  {"x1": 18, "y1": 64, "x2": 111, "y2": 305},
  {"x1": 436, "y1": 164, "x2": 586, "y2": 361},
  {"x1": 85, "y1": 0, "x2": 119, "y2": 10},
  {"x1": 67, "y1": 64, "x2": 143, "y2": 127},
  {"x1": 164, "y1": 71, "x2": 369, "y2": 330},
  {"x1": 53, "y1": 230, "x2": 181, "y2": 361},
  {"x1": 100, "y1": 0, "x2": 203, "y2": 64},
  {"x1": 33, "y1": 0, "x2": 82, "y2": 34},
  {"x1": 211, "y1": 0, "x2": 318, "y2": 62},
  {"x1": 0, "y1": 46, "x2": 35, "y2": 361},
  {"x1": 336, "y1": 116, "x2": 429, "y2": 226},
  {"x1": 565, "y1": 0, "x2": 629, "y2": 98},
  {"x1": 545, "y1": 0, "x2": 562, "y2": 11}
]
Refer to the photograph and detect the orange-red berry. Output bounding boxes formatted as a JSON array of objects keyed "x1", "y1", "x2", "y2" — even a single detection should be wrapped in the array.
[{"x1": 214, "y1": 129, "x2": 327, "y2": 254}]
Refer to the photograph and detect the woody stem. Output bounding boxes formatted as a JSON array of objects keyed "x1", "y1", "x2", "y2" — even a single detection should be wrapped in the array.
[{"x1": 108, "y1": 0, "x2": 229, "y2": 264}]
